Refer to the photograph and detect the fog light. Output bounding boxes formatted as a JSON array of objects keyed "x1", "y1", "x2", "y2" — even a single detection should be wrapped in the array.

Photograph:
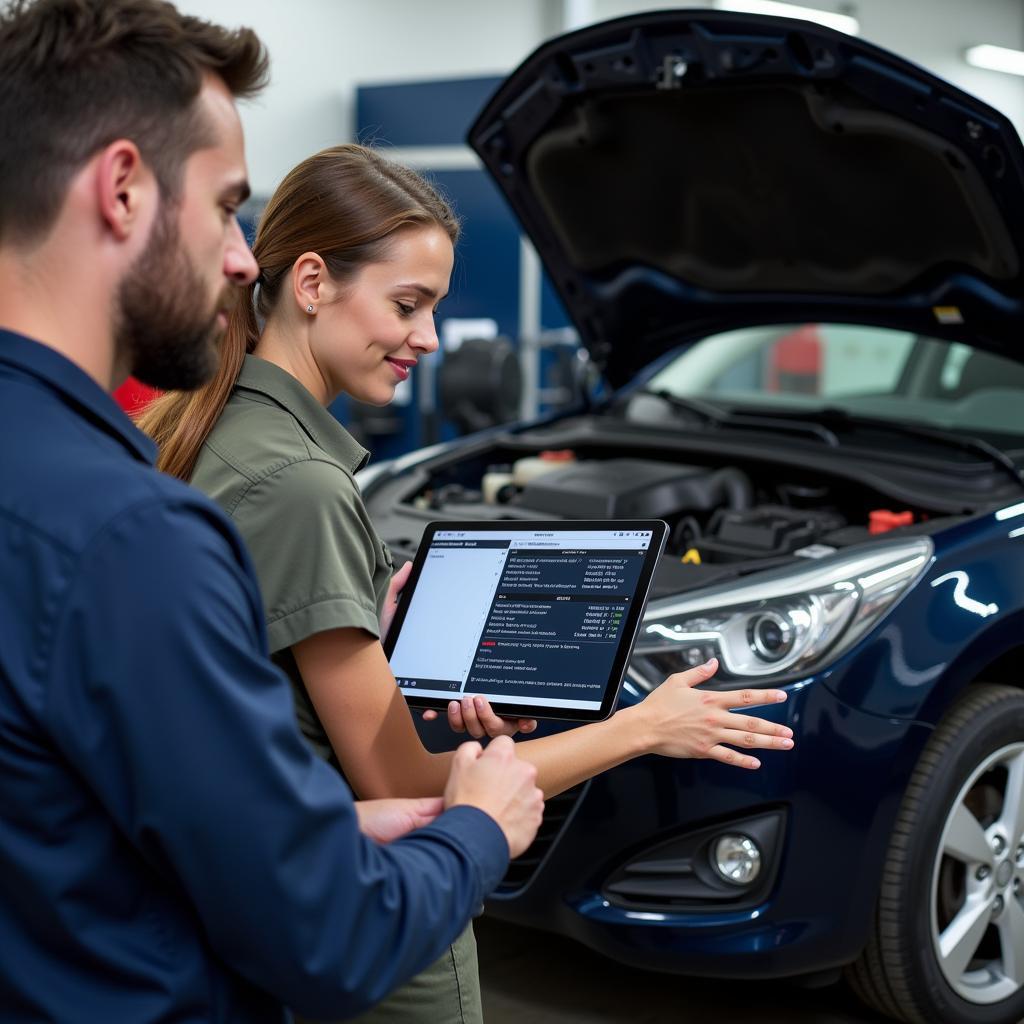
[{"x1": 712, "y1": 834, "x2": 762, "y2": 885}]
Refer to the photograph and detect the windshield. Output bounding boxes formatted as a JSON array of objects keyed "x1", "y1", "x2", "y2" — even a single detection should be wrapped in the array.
[{"x1": 643, "y1": 324, "x2": 1024, "y2": 444}]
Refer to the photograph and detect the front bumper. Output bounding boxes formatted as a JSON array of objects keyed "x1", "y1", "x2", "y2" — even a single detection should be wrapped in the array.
[{"x1": 483, "y1": 675, "x2": 932, "y2": 979}]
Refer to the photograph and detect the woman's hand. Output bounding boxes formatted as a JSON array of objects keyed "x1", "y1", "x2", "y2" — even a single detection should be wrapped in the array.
[
  {"x1": 629, "y1": 658, "x2": 794, "y2": 769},
  {"x1": 423, "y1": 695, "x2": 538, "y2": 739},
  {"x1": 379, "y1": 561, "x2": 412, "y2": 640},
  {"x1": 354, "y1": 796, "x2": 445, "y2": 843}
]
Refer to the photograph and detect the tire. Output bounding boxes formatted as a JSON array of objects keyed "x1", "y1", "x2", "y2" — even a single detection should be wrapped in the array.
[{"x1": 846, "y1": 684, "x2": 1024, "y2": 1024}]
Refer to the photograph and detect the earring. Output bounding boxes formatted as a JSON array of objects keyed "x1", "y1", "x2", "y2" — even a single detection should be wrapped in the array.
[{"x1": 306, "y1": 304, "x2": 315, "y2": 314}]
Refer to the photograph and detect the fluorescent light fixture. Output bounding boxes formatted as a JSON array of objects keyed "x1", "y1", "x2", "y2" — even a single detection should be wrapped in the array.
[
  {"x1": 714, "y1": 0, "x2": 859, "y2": 36},
  {"x1": 965, "y1": 44, "x2": 1024, "y2": 78}
]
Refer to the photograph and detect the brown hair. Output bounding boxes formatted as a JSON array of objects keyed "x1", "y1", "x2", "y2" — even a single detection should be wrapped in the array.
[
  {"x1": 138, "y1": 144, "x2": 460, "y2": 480},
  {"x1": 0, "y1": 0, "x2": 268, "y2": 246}
]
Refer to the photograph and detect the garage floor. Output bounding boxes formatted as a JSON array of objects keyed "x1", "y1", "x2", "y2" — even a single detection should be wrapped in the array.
[{"x1": 476, "y1": 915, "x2": 887, "y2": 1023}]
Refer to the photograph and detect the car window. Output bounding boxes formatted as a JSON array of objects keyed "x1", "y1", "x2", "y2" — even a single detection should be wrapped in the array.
[{"x1": 646, "y1": 323, "x2": 1024, "y2": 441}]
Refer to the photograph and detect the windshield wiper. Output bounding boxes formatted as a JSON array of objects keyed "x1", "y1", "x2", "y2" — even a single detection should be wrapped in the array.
[
  {"x1": 629, "y1": 388, "x2": 840, "y2": 446},
  {"x1": 750, "y1": 406, "x2": 1024, "y2": 491},
  {"x1": 630, "y1": 389, "x2": 1024, "y2": 489},
  {"x1": 629, "y1": 388, "x2": 725, "y2": 425}
]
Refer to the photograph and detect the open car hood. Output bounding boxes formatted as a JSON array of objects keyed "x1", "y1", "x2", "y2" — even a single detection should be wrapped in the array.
[{"x1": 468, "y1": 9, "x2": 1024, "y2": 388}]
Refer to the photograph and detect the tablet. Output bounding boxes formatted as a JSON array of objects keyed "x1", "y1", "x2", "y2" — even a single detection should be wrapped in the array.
[{"x1": 383, "y1": 520, "x2": 668, "y2": 722}]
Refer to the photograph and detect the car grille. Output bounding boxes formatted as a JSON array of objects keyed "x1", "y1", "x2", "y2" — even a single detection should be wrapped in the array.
[{"x1": 496, "y1": 781, "x2": 589, "y2": 893}]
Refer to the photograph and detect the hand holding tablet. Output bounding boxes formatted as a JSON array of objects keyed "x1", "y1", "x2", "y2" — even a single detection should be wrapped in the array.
[
  {"x1": 384, "y1": 521, "x2": 668, "y2": 722},
  {"x1": 435, "y1": 695, "x2": 539, "y2": 739}
]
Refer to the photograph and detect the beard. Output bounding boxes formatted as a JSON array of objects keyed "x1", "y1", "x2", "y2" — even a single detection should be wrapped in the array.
[{"x1": 115, "y1": 203, "x2": 233, "y2": 392}]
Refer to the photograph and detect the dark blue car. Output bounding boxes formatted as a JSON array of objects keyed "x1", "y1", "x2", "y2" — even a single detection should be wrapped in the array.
[{"x1": 360, "y1": 11, "x2": 1024, "y2": 1023}]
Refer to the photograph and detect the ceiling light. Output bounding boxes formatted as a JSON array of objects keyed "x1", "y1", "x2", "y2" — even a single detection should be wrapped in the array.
[
  {"x1": 965, "y1": 45, "x2": 1024, "y2": 78},
  {"x1": 714, "y1": 0, "x2": 859, "y2": 36}
]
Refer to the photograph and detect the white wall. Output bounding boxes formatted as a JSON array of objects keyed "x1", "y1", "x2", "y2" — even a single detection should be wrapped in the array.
[
  {"x1": 176, "y1": 0, "x2": 556, "y2": 195},
  {"x1": 180, "y1": 0, "x2": 1024, "y2": 197}
]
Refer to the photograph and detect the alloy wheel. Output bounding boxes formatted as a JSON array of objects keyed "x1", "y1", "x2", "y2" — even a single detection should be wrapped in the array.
[{"x1": 931, "y1": 742, "x2": 1024, "y2": 1004}]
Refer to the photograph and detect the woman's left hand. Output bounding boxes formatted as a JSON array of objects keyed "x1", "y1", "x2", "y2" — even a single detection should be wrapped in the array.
[
  {"x1": 423, "y1": 696, "x2": 538, "y2": 739},
  {"x1": 379, "y1": 561, "x2": 413, "y2": 640}
]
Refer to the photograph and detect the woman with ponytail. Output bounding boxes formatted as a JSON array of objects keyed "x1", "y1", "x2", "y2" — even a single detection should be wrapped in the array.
[{"x1": 139, "y1": 143, "x2": 794, "y2": 1024}]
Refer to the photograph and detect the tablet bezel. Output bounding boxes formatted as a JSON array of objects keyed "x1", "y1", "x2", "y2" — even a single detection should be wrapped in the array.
[{"x1": 382, "y1": 519, "x2": 668, "y2": 723}]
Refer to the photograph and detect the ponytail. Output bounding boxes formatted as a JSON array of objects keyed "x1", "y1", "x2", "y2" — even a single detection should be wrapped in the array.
[{"x1": 136, "y1": 282, "x2": 259, "y2": 480}]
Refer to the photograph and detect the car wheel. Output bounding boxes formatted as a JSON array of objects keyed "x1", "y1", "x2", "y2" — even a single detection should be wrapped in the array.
[{"x1": 847, "y1": 683, "x2": 1024, "y2": 1024}]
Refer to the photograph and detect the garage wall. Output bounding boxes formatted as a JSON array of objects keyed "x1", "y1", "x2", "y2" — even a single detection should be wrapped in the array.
[
  {"x1": 180, "y1": 0, "x2": 1024, "y2": 196},
  {"x1": 175, "y1": 0, "x2": 557, "y2": 194}
]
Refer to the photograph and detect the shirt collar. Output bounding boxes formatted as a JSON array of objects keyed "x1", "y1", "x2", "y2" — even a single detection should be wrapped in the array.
[
  {"x1": 234, "y1": 355, "x2": 370, "y2": 473},
  {"x1": 0, "y1": 330, "x2": 157, "y2": 464}
]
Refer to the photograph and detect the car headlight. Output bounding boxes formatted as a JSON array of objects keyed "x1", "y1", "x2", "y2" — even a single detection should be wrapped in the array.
[{"x1": 631, "y1": 537, "x2": 933, "y2": 688}]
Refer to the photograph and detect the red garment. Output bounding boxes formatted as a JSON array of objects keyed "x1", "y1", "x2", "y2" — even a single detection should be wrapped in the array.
[{"x1": 113, "y1": 377, "x2": 161, "y2": 415}]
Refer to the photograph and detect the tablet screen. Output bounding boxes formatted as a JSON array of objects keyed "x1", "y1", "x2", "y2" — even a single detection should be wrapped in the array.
[{"x1": 383, "y1": 520, "x2": 667, "y2": 722}]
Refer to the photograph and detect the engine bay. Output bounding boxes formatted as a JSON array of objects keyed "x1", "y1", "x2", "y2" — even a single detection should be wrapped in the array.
[{"x1": 364, "y1": 425, "x2": 971, "y2": 599}]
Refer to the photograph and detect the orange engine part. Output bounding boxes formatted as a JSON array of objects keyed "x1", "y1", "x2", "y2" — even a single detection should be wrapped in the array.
[{"x1": 868, "y1": 509, "x2": 914, "y2": 534}]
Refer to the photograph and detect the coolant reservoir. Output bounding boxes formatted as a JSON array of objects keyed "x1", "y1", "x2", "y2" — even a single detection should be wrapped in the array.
[
  {"x1": 512, "y1": 449, "x2": 576, "y2": 487},
  {"x1": 481, "y1": 467, "x2": 514, "y2": 504}
]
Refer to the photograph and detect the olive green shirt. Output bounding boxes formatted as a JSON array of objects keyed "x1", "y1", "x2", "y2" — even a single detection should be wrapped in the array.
[{"x1": 191, "y1": 354, "x2": 393, "y2": 761}]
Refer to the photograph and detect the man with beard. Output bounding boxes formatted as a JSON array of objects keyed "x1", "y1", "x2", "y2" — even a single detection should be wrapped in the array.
[
  {"x1": 0, "y1": 2, "x2": 544, "y2": 1023},
  {"x1": 117, "y1": 190, "x2": 238, "y2": 391}
]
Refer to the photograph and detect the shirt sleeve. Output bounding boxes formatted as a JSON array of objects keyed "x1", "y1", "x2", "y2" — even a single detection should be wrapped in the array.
[
  {"x1": 231, "y1": 458, "x2": 387, "y2": 652},
  {"x1": 44, "y1": 495, "x2": 508, "y2": 1020}
]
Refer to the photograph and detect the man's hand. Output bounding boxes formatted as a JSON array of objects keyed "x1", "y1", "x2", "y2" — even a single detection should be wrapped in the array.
[
  {"x1": 626, "y1": 658, "x2": 795, "y2": 769},
  {"x1": 354, "y1": 796, "x2": 444, "y2": 844},
  {"x1": 443, "y1": 736, "x2": 544, "y2": 859},
  {"x1": 379, "y1": 561, "x2": 412, "y2": 640},
  {"x1": 422, "y1": 694, "x2": 538, "y2": 738}
]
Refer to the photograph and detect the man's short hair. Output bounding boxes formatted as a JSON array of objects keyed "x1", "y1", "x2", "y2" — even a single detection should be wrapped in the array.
[{"x1": 0, "y1": 0, "x2": 269, "y2": 246}]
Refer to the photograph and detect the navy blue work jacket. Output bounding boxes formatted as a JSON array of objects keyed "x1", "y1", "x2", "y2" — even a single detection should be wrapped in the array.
[{"x1": 0, "y1": 331, "x2": 508, "y2": 1023}]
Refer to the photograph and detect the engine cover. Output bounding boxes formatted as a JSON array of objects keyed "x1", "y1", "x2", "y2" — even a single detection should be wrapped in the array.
[
  {"x1": 700, "y1": 505, "x2": 846, "y2": 560},
  {"x1": 518, "y1": 459, "x2": 726, "y2": 519}
]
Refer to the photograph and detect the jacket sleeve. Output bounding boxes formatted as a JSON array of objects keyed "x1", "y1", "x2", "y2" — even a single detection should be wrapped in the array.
[{"x1": 45, "y1": 495, "x2": 508, "y2": 1019}]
